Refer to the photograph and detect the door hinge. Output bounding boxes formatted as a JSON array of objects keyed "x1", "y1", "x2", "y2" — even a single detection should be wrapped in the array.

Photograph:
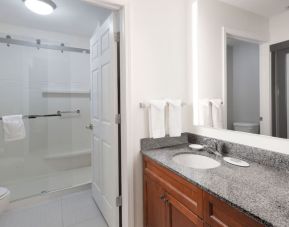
[
  {"x1": 114, "y1": 32, "x2": 120, "y2": 42},
  {"x1": 116, "y1": 196, "x2": 122, "y2": 207},
  {"x1": 115, "y1": 114, "x2": 121, "y2": 124}
]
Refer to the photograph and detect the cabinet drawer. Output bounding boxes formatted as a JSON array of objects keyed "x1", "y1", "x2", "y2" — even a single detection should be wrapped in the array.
[
  {"x1": 144, "y1": 157, "x2": 203, "y2": 218},
  {"x1": 203, "y1": 191, "x2": 264, "y2": 227}
]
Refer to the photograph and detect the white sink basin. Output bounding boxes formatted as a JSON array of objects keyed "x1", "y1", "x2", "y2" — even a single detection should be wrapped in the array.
[{"x1": 172, "y1": 153, "x2": 220, "y2": 169}]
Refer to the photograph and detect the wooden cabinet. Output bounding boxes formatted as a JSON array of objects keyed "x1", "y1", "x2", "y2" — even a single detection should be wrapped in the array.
[
  {"x1": 143, "y1": 156, "x2": 203, "y2": 217},
  {"x1": 144, "y1": 172, "x2": 202, "y2": 227},
  {"x1": 143, "y1": 156, "x2": 264, "y2": 227}
]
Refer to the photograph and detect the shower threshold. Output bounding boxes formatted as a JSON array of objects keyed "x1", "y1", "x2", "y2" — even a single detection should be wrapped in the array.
[
  {"x1": 4, "y1": 166, "x2": 92, "y2": 202},
  {"x1": 8, "y1": 183, "x2": 92, "y2": 211}
]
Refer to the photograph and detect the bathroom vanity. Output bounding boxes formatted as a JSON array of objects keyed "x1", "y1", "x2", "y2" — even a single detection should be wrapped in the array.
[
  {"x1": 141, "y1": 135, "x2": 289, "y2": 227},
  {"x1": 143, "y1": 156, "x2": 264, "y2": 227}
]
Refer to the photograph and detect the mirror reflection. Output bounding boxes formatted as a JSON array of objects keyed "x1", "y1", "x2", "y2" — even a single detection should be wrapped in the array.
[{"x1": 193, "y1": 0, "x2": 289, "y2": 139}]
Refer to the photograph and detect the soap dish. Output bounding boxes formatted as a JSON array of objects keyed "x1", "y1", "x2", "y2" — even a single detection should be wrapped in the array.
[
  {"x1": 189, "y1": 144, "x2": 204, "y2": 151},
  {"x1": 223, "y1": 157, "x2": 250, "y2": 167}
]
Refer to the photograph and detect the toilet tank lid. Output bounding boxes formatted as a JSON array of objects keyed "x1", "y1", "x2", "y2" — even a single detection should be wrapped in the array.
[
  {"x1": 0, "y1": 187, "x2": 9, "y2": 198},
  {"x1": 233, "y1": 122, "x2": 259, "y2": 127}
]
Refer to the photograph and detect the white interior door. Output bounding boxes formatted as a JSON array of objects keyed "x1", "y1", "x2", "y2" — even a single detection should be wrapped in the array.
[{"x1": 90, "y1": 13, "x2": 119, "y2": 227}]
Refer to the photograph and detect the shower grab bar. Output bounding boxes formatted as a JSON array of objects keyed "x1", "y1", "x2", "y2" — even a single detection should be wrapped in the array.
[
  {"x1": 0, "y1": 109, "x2": 80, "y2": 120},
  {"x1": 56, "y1": 109, "x2": 80, "y2": 115}
]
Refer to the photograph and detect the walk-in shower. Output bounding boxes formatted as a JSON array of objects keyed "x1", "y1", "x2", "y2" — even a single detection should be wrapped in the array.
[{"x1": 0, "y1": 34, "x2": 91, "y2": 201}]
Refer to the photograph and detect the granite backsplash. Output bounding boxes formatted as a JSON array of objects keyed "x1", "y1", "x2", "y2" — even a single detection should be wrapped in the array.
[{"x1": 141, "y1": 133, "x2": 289, "y2": 171}]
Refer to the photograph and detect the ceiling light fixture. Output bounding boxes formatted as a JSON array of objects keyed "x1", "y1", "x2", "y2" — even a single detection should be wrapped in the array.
[{"x1": 23, "y1": 0, "x2": 57, "y2": 15}]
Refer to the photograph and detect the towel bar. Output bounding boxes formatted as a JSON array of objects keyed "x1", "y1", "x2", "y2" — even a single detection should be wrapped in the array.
[
  {"x1": 0, "y1": 109, "x2": 80, "y2": 120},
  {"x1": 139, "y1": 102, "x2": 186, "y2": 108}
]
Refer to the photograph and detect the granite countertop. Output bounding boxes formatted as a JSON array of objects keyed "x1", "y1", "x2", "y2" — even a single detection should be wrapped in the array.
[{"x1": 142, "y1": 145, "x2": 289, "y2": 227}]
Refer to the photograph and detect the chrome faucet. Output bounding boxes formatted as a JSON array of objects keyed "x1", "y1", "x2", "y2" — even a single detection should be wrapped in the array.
[{"x1": 203, "y1": 138, "x2": 224, "y2": 157}]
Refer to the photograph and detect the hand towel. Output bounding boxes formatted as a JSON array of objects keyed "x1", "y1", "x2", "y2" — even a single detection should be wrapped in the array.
[
  {"x1": 149, "y1": 100, "x2": 166, "y2": 138},
  {"x1": 168, "y1": 99, "x2": 182, "y2": 137},
  {"x1": 198, "y1": 99, "x2": 213, "y2": 127},
  {"x1": 2, "y1": 115, "x2": 26, "y2": 142},
  {"x1": 210, "y1": 99, "x2": 223, "y2": 129}
]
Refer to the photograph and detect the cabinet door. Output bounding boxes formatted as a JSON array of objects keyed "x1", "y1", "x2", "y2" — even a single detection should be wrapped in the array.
[
  {"x1": 144, "y1": 157, "x2": 203, "y2": 217},
  {"x1": 203, "y1": 192, "x2": 264, "y2": 227},
  {"x1": 144, "y1": 174, "x2": 166, "y2": 227},
  {"x1": 165, "y1": 193, "x2": 203, "y2": 227}
]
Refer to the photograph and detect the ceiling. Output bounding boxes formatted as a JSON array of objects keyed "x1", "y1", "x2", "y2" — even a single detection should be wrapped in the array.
[
  {"x1": 219, "y1": 0, "x2": 289, "y2": 18},
  {"x1": 0, "y1": 0, "x2": 111, "y2": 37}
]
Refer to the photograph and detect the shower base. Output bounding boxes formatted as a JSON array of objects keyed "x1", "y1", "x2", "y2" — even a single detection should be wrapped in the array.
[{"x1": 4, "y1": 166, "x2": 92, "y2": 201}]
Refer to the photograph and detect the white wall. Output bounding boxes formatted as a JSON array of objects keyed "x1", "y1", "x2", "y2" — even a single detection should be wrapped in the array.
[
  {"x1": 270, "y1": 11, "x2": 289, "y2": 44},
  {"x1": 227, "y1": 39, "x2": 260, "y2": 129},
  {"x1": 129, "y1": 0, "x2": 193, "y2": 226}
]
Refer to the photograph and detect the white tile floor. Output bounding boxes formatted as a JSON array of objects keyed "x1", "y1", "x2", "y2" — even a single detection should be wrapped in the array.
[{"x1": 0, "y1": 190, "x2": 108, "y2": 227}]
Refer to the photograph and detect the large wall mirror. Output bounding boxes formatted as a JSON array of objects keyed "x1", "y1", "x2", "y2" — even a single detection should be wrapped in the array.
[{"x1": 192, "y1": 0, "x2": 289, "y2": 139}]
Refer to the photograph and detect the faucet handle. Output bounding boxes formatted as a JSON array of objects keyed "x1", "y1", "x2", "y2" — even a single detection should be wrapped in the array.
[
  {"x1": 203, "y1": 138, "x2": 224, "y2": 156},
  {"x1": 204, "y1": 138, "x2": 217, "y2": 149},
  {"x1": 216, "y1": 141, "x2": 224, "y2": 154}
]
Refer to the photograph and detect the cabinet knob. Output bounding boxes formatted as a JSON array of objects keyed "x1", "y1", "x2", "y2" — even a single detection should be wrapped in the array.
[{"x1": 160, "y1": 195, "x2": 165, "y2": 201}]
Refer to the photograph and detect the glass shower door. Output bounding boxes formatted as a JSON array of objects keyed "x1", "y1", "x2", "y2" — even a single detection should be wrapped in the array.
[{"x1": 0, "y1": 37, "x2": 91, "y2": 201}]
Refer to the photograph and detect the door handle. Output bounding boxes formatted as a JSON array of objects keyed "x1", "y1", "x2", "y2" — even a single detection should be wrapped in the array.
[{"x1": 86, "y1": 123, "x2": 93, "y2": 130}]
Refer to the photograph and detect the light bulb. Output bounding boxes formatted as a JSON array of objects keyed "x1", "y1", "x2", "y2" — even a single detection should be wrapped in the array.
[{"x1": 24, "y1": 0, "x2": 56, "y2": 15}]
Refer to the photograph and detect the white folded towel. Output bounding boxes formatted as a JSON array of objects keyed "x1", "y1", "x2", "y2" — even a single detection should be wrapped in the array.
[
  {"x1": 198, "y1": 99, "x2": 213, "y2": 127},
  {"x1": 149, "y1": 100, "x2": 166, "y2": 138},
  {"x1": 2, "y1": 115, "x2": 26, "y2": 142},
  {"x1": 168, "y1": 100, "x2": 182, "y2": 137},
  {"x1": 211, "y1": 99, "x2": 223, "y2": 129}
]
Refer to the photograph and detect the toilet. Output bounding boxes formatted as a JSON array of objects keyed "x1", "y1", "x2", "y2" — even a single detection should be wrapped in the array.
[
  {"x1": 0, "y1": 187, "x2": 10, "y2": 214},
  {"x1": 233, "y1": 122, "x2": 260, "y2": 134}
]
